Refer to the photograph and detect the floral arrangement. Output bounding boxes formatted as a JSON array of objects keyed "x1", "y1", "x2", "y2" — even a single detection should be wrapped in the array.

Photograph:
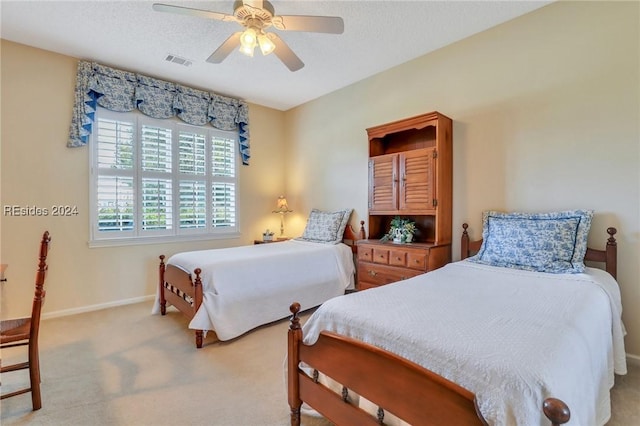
[
  {"x1": 262, "y1": 229, "x2": 274, "y2": 241},
  {"x1": 380, "y1": 216, "x2": 416, "y2": 243}
]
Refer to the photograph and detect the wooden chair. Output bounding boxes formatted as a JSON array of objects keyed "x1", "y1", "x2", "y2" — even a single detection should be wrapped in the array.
[{"x1": 1, "y1": 231, "x2": 51, "y2": 410}]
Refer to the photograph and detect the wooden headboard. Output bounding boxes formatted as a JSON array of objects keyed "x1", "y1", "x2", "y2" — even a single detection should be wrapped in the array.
[
  {"x1": 460, "y1": 223, "x2": 618, "y2": 279},
  {"x1": 343, "y1": 220, "x2": 367, "y2": 253}
]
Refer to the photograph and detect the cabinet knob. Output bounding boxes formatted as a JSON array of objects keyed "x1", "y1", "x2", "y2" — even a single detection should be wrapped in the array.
[
  {"x1": 396, "y1": 257, "x2": 401, "y2": 261},
  {"x1": 368, "y1": 270, "x2": 377, "y2": 276}
]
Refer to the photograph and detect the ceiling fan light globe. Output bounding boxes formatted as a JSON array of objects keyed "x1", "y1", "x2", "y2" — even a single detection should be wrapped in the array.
[
  {"x1": 239, "y1": 43, "x2": 255, "y2": 57},
  {"x1": 240, "y1": 28, "x2": 257, "y2": 47},
  {"x1": 258, "y1": 33, "x2": 276, "y2": 55}
]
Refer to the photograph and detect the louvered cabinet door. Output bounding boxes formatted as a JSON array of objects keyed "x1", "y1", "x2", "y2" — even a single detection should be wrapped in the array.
[
  {"x1": 368, "y1": 154, "x2": 398, "y2": 212},
  {"x1": 399, "y1": 147, "x2": 436, "y2": 213}
]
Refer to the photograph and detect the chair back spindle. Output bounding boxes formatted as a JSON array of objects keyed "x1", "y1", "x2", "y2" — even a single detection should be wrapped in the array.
[{"x1": 1, "y1": 231, "x2": 52, "y2": 410}]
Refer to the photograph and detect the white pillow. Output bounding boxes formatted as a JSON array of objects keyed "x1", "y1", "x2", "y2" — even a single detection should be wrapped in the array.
[
  {"x1": 335, "y1": 208, "x2": 353, "y2": 242},
  {"x1": 298, "y1": 208, "x2": 353, "y2": 244}
]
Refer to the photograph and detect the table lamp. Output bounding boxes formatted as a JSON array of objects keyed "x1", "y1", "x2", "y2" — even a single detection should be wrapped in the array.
[{"x1": 272, "y1": 195, "x2": 292, "y2": 240}]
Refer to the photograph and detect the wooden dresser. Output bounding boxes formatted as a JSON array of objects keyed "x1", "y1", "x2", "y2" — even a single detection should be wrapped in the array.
[
  {"x1": 356, "y1": 240, "x2": 451, "y2": 290},
  {"x1": 357, "y1": 111, "x2": 453, "y2": 290}
]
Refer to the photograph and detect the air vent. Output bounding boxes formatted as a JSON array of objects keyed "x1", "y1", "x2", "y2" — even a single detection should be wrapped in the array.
[{"x1": 165, "y1": 54, "x2": 193, "y2": 67}]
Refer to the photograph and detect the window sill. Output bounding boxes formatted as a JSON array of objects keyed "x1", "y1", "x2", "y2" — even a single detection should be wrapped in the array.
[{"x1": 88, "y1": 232, "x2": 242, "y2": 248}]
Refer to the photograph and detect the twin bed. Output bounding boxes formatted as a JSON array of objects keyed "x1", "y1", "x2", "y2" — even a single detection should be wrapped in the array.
[
  {"x1": 154, "y1": 208, "x2": 365, "y2": 348},
  {"x1": 287, "y1": 211, "x2": 626, "y2": 426}
]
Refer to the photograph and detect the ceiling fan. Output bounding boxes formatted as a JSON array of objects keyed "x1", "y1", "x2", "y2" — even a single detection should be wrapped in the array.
[{"x1": 153, "y1": 0, "x2": 344, "y2": 72}]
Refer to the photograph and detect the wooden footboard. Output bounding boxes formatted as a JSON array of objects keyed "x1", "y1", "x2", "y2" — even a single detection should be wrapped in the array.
[
  {"x1": 158, "y1": 255, "x2": 213, "y2": 348},
  {"x1": 287, "y1": 303, "x2": 571, "y2": 426}
]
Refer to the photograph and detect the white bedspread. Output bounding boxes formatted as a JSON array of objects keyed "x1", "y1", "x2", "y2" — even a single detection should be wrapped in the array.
[
  {"x1": 153, "y1": 240, "x2": 354, "y2": 341},
  {"x1": 301, "y1": 260, "x2": 627, "y2": 426}
]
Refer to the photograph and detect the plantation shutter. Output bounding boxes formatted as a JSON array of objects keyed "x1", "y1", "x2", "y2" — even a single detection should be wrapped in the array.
[
  {"x1": 178, "y1": 131, "x2": 207, "y2": 230},
  {"x1": 95, "y1": 118, "x2": 135, "y2": 233},
  {"x1": 140, "y1": 125, "x2": 173, "y2": 232},
  {"x1": 211, "y1": 135, "x2": 236, "y2": 228}
]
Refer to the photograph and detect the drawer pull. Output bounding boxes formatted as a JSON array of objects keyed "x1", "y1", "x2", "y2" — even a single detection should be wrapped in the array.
[
  {"x1": 415, "y1": 259, "x2": 420, "y2": 263},
  {"x1": 396, "y1": 257, "x2": 401, "y2": 261},
  {"x1": 379, "y1": 255, "x2": 385, "y2": 258},
  {"x1": 368, "y1": 270, "x2": 377, "y2": 276}
]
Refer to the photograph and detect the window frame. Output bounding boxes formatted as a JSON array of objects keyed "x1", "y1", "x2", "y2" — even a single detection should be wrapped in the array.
[{"x1": 89, "y1": 108, "x2": 241, "y2": 247}]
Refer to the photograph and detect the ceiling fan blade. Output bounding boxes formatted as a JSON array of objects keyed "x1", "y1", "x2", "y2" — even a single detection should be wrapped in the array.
[
  {"x1": 206, "y1": 32, "x2": 242, "y2": 64},
  {"x1": 273, "y1": 15, "x2": 344, "y2": 34},
  {"x1": 269, "y1": 33, "x2": 304, "y2": 72},
  {"x1": 152, "y1": 3, "x2": 236, "y2": 22}
]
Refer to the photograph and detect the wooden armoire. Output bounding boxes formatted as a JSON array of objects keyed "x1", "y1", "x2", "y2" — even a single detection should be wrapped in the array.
[{"x1": 356, "y1": 111, "x2": 453, "y2": 290}]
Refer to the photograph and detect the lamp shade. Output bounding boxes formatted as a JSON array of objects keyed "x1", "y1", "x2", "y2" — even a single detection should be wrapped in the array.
[
  {"x1": 273, "y1": 195, "x2": 292, "y2": 238},
  {"x1": 273, "y1": 195, "x2": 292, "y2": 213}
]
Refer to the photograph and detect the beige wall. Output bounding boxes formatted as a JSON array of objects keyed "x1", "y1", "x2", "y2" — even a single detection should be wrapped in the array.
[
  {"x1": 284, "y1": 1, "x2": 640, "y2": 358},
  {"x1": 0, "y1": 40, "x2": 287, "y2": 319}
]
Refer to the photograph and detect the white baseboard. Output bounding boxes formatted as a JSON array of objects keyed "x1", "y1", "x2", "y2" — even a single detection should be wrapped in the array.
[
  {"x1": 627, "y1": 353, "x2": 640, "y2": 368},
  {"x1": 42, "y1": 294, "x2": 155, "y2": 320}
]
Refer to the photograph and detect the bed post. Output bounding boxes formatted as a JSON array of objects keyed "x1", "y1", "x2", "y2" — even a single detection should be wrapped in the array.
[
  {"x1": 288, "y1": 303, "x2": 303, "y2": 426},
  {"x1": 605, "y1": 227, "x2": 617, "y2": 280},
  {"x1": 193, "y1": 268, "x2": 204, "y2": 349},
  {"x1": 461, "y1": 223, "x2": 470, "y2": 260},
  {"x1": 543, "y1": 398, "x2": 571, "y2": 426},
  {"x1": 158, "y1": 255, "x2": 167, "y2": 315},
  {"x1": 358, "y1": 220, "x2": 366, "y2": 240}
]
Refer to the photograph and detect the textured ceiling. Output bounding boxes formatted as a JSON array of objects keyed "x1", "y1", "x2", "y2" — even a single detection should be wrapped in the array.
[{"x1": 1, "y1": 1, "x2": 551, "y2": 111}]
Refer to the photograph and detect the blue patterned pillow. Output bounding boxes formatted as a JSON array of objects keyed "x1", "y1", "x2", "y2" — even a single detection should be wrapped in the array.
[
  {"x1": 298, "y1": 209, "x2": 352, "y2": 244},
  {"x1": 468, "y1": 210, "x2": 593, "y2": 273}
]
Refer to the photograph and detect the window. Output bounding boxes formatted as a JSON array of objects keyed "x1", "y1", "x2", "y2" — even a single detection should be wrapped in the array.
[{"x1": 90, "y1": 108, "x2": 239, "y2": 246}]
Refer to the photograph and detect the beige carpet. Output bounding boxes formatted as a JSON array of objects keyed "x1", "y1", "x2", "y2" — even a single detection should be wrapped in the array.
[{"x1": 1, "y1": 301, "x2": 638, "y2": 425}]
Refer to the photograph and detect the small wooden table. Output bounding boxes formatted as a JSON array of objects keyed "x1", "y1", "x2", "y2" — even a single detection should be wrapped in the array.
[{"x1": 254, "y1": 238, "x2": 289, "y2": 244}]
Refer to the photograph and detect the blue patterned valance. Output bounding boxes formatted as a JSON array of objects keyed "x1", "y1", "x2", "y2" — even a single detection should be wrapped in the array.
[{"x1": 68, "y1": 61, "x2": 250, "y2": 165}]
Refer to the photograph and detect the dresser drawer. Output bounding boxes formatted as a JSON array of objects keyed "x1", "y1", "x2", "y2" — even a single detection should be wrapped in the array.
[
  {"x1": 357, "y1": 262, "x2": 423, "y2": 288},
  {"x1": 357, "y1": 247, "x2": 373, "y2": 262},
  {"x1": 388, "y1": 249, "x2": 407, "y2": 267},
  {"x1": 373, "y1": 248, "x2": 389, "y2": 264},
  {"x1": 406, "y1": 252, "x2": 428, "y2": 271},
  {"x1": 358, "y1": 280, "x2": 382, "y2": 291}
]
